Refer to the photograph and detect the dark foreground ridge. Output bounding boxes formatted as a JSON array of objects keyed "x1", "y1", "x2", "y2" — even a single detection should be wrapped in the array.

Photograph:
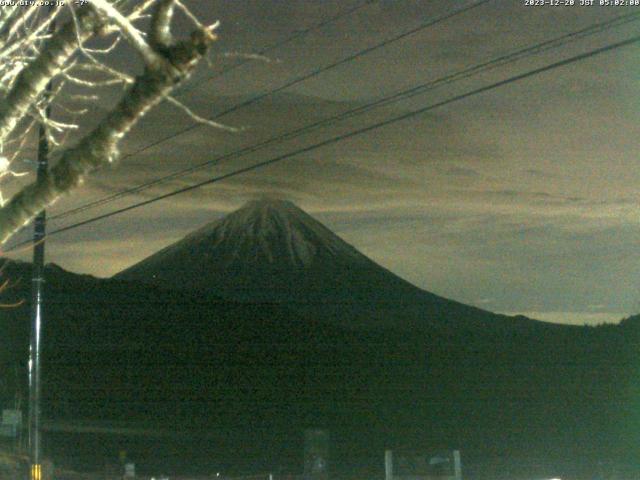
[{"x1": 0, "y1": 203, "x2": 637, "y2": 477}]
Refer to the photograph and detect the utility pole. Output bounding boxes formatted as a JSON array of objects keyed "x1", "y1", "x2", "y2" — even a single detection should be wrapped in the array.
[
  {"x1": 28, "y1": 8, "x2": 55, "y2": 478},
  {"x1": 385, "y1": 450, "x2": 393, "y2": 480},
  {"x1": 28, "y1": 106, "x2": 49, "y2": 480}
]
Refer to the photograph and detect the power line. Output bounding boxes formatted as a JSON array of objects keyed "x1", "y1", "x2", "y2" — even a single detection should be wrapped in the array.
[
  {"x1": 127, "y1": 0, "x2": 490, "y2": 156},
  {"x1": 48, "y1": 0, "x2": 492, "y2": 221},
  {"x1": 49, "y1": 10, "x2": 640, "y2": 222},
  {"x1": 8, "y1": 33, "x2": 638, "y2": 250},
  {"x1": 176, "y1": 0, "x2": 376, "y2": 97},
  {"x1": 0, "y1": 2, "x2": 374, "y2": 234}
]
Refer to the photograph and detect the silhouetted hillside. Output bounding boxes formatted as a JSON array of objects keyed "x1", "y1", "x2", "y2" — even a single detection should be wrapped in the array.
[{"x1": 0, "y1": 258, "x2": 637, "y2": 477}]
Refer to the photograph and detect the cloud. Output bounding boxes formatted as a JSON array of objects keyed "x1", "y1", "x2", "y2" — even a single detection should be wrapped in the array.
[
  {"x1": 4, "y1": 2, "x2": 637, "y2": 325},
  {"x1": 501, "y1": 312, "x2": 628, "y2": 326},
  {"x1": 441, "y1": 166, "x2": 480, "y2": 178}
]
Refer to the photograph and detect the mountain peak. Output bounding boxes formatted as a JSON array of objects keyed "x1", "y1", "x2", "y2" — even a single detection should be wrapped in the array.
[
  {"x1": 119, "y1": 200, "x2": 365, "y2": 281},
  {"x1": 217, "y1": 198, "x2": 319, "y2": 254},
  {"x1": 212, "y1": 199, "x2": 337, "y2": 267},
  {"x1": 115, "y1": 200, "x2": 513, "y2": 330},
  {"x1": 241, "y1": 197, "x2": 299, "y2": 212}
]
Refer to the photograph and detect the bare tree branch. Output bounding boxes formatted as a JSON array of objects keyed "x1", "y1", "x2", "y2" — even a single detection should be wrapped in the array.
[
  {"x1": 0, "y1": 6, "x2": 218, "y2": 244},
  {"x1": 165, "y1": 96, "x2": 239, "y2": 132},
  {"x1": 0, "y1": 7, "x2": 104, "y2": 145},
  {"x1": 150, "y1": 0, "x2": 176, "y2": 49},
  {"x1": 0, "y1": 5, "x2": 37, "y2": 45},
  {"x1": 90, "y1": 0, "x2": 166, "y2": 68}
]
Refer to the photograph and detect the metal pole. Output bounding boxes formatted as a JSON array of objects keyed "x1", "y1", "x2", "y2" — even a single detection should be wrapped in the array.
[
  {"x1": 453, "y1": 450, "x2": 462, "y2": 480},
  {"x1": 28, "y1": 112, "x2": 49, "y2": 480},
  {"x1": 384, "y1": 450, "x2": 393, "y2": 480},
  {"x1": 28, "y1": 9, "x2": 56, "y2": 479},
  {"x1": 28, "y1": 6, "x2": 54, "y2": 471}
]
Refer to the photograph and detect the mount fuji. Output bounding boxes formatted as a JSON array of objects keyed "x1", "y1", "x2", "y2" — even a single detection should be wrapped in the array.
[
  {"x1": 1, "y1": 201, "x2": 633, "y2": 476},
  {"x1": 116, "y1": 199, "x2": 543, "y2": 331}
]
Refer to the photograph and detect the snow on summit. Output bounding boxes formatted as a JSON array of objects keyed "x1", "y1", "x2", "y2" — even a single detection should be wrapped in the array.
[
  {"x1": 115, "y1": 199, "x2": 542, "y2": 330},
  {"x1": 116, "y1": 198, "x2": 372, "y2": 290},
  {"x1": 167, "y1": 198, "x2": 365, "y2": 269},
  {"x1": 200, "y1": 199, "x2": 364, "y2": 267}
]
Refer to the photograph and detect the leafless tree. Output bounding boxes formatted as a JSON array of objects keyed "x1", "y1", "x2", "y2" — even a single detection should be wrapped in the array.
[{"x1": 0, "y1": 0, "x2": 221, "y2": 245}]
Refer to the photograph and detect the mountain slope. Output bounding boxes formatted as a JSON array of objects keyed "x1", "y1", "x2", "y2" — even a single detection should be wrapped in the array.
[
  {"x1": 0, "y1": 260, "x2": 635, "y2": 477},
  {"x1": 115, "y1": 199, "x2": 546, "y2": 331}
]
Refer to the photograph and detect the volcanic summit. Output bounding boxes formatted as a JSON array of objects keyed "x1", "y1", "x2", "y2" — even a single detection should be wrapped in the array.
[{"x1": 116, "y1": 199, "x2": 537, "y2": 330}]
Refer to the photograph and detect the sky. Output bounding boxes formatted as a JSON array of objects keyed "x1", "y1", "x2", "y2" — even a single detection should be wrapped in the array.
[{"x1": 3, "y1": 0, "x2": 640, "y2": 325}]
